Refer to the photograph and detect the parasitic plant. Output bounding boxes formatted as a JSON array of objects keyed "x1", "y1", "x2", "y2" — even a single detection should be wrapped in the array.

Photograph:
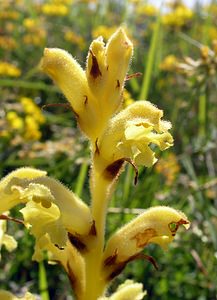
[{"x1": 0, "y1": 28, "x2": 189, "y2": 300}]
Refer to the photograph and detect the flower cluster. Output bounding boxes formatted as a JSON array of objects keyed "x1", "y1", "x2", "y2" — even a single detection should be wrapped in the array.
[
  {"x1": 0, "y1": 29, "x2": 189, "y2": 300},
  {"x1": 0, "y1": 61, "x2": 21, "y2": 77},
  {"x1": 5, "y1": 97, "x2": 45, "y2": 141}
]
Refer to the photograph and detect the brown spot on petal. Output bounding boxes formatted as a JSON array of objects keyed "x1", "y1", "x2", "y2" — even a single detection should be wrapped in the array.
[
  {"x1": 68, "y1": 232, "x2": 87, "y2": 252},
  {"x1": 103, "y1": 159, "x2": 125, "y2": 181},
  {"x1": 54, "y1": 244, "x2": 64, "y2": 250},
  {"x1": 89, "y1": 50, "x2": 102, "y2": 78},
  {"x1": 106, "y1": 252, "x2": 158, "y2": 281},
  {"x1": 95, "y1": 138, "x2": 100, "y2": 155},
  {"x1": 107, "y1": 262, "x2": 126, "y2": 281},
  {"x1": 116, "y1": 80, "x2": 120, "y2": 88},
  {"x1": 131, "y1": 228, "x2": 157, "y2": 248},
  {"x1": 84, "y1": 95, "x2": 88, "y2": 105},
  {"x1": 89, "y1": 220, "x2": 97, "y2": 236},
  {"x1": 104, "y1": 248, "x2": 118, "y2": 266}
]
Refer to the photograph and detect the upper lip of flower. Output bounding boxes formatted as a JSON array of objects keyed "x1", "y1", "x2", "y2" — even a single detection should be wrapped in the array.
[{"x1": 40, "y1": 28, "x2": 133, "y2": 142}]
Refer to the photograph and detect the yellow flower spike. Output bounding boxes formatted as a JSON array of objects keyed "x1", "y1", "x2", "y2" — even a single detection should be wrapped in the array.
[
  {"x1": 106, "y1": 28, "x2": 133, "y2": 90},
  {"x1": 86, "y1": 28, "x2": 133, "y2": 117},
  {"x1": 94, "y1": 101, "x2": 173, "y2": 181},
  {"x1": 102, "y1": 206, "x2": 189, "y2": 281},
  {"x1": 86, "y1": 36, "x2": 107, "y2": 95},
  {"x1": 99, "y1": 279, "x2": 146, "y2": 300},
  {"x1": 41, "y1": 28, "x2": 133, "y2": 141}
]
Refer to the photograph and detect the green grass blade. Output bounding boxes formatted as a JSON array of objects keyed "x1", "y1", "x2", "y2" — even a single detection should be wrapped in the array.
[
  {"x1": 139, "y1": 9, "x2": 162, "y2": 100},
  {"x1": 0, "y1": 79, "x2": 58, "y2": 92},
  {"x1": 75, "y1": 162, "x2": 89, "y2": 198},
  {"x1": 39, "y1": 261, "x2": 50, "y2": 300}
]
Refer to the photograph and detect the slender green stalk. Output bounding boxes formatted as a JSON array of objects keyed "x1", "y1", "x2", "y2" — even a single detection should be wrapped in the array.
[
  {"x1": 198, "y1": 93, "x2": 206, "y2": 137},
  {"x1": 83, "y1": 166, "x2": 109, "y2": 300},
  {"x1": 39, "y1": 261, "x2": 50, "y2": 300},
  {"x1": 139, "y1": 10, "x2": 162, "y2": 100},
  {"x1": 0, "y1": 79, "x2": 58, "y2": 92},
  {"x1": 123, "y1": 165, "x2": 133, "y2": 202},
  {"x1": 75, "y1": 162, "x2": 89, "y2": 197}
]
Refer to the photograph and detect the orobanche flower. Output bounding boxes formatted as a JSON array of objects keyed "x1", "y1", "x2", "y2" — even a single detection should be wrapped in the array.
[
  {"x1": 1, "y1": 28, "x2": 190, "y2": 300},
  {"x1": 102, "y1": 207, "x2": 189, "y2": 282},
  {"x1": 93, "y1": 100, "x2": 173, "y2": 183},
  {"x1": 40, "y1": 28, "x2": 133, "y2": 141}
]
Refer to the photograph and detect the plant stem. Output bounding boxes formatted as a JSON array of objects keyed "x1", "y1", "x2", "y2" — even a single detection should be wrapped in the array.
[
  {"x1": 81, "y1": 165, "x2": 110, "y2": 300},
  {"x1": 39, "y1": 261, "x2": 50, "y2": 300}
]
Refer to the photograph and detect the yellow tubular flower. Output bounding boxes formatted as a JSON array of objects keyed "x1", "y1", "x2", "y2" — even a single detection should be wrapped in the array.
[
  {"x1": 102, "y1": 206, "x2": 189, "y2": 281},
  {"x1": 40, "y1": 28, "x2": 133, "y2": 141},
  {"x1": 0, "y1": 167, "x2": 46, "y2": 214},
  {"x1": 0, "y1": 169, "x2": 92, "y2": 237},
  {"x1": 94, "y1": 101, "x2": 173, "y2": 182}
]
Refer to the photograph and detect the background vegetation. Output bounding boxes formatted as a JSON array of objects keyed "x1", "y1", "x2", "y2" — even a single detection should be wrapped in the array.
[{"x1": 0, "y1": 0, "x2": 217, "y2": 299}]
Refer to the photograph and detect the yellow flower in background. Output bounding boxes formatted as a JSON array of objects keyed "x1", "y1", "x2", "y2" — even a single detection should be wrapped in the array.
[
  {"x1": 92, "y1": 26, "x2": 118, "y2": 40},
  {"x1": 20, "y1": 97, "x2": 45, "y2": 124},
  {"x1": 160, "y1": 55, "x2": 178, "y2": 72},
  {"x1": 209, "y1": 27, "x2": 217, "y2": 40},
  {"x1": 122, "y1": 89, "x2": 134, "y2": 107},
  {"x1": 136, "y1": 4, "x2": 158, "y2": 17},
  {"x1": 24, "y1": 116, "x2": 42, "y2": 140},
  {"x1": 23, "y1": 18, "x2": 38, "y2": 30},
  {"x1": 155, "y1": 153, "x2": 180, "y2": 186},
  {"x1": 6, "y1": 111, "x2": 24, "y2": 130},
  {"x1": 21, "y1": 97, "x2": 45, "y2": 140},
  {"x1": 23, "y1": 32, "x2": 46, "y2": 46},
  {"x1": 41, "y1": 3, "x2": 69, "y2": 16},
  {"x1": 51, "y1": 0, "x2": 73, "y2": 4},
  {"x1": 6, "y1": 97, "x2": 45, "y2": 141},
  {"x1": 0, "y1": 62, "x2": 21, "y2": 77},
  {"x1": 64, "y1": 31, "x2": 85, "y2": 49},
  {"x1": 0, "y1": 37, "x2": 17, "y2": 50},
  {"x1": 162, "y1": 5, "x2": 193, "y2": 27},
  {"x1": 0, "y1": 11, "x2": 19, "y2": 20}
]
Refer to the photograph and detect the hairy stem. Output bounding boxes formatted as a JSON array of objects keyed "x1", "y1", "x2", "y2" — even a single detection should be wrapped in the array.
[{"x1": 80, "y1": 163, "x2": 110, "y2": 300}]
